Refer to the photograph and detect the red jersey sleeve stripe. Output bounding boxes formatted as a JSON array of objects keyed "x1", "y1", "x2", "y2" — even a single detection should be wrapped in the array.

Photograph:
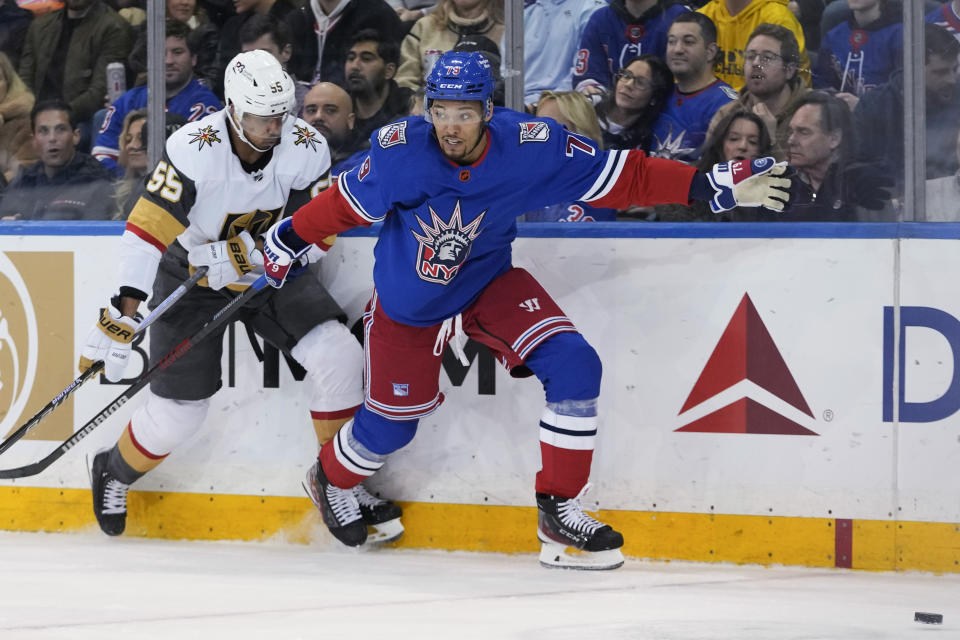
[
  {"x1": 587, "y1": 150, "x2": 697, "y2": 209},
  {"x1": 124, "y1": 221, "x2": 168, "y2": 254},
  {"x1": 581, "y1": 150, "x2": 628, "y2": 201}
]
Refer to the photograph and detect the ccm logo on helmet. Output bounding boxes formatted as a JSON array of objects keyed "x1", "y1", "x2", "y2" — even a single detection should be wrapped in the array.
[{"x1": 439, "y1": 83, "x2": 460, "y2": 89}]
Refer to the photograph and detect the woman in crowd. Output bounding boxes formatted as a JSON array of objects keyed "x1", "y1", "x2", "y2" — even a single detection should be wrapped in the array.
[
  {"x1": 594, "y1": 54, "x2": 672, "y2": 152},
  {"x1": 111, "y1": 109, "x2": 148, "y2": 220},
  {"x1": 0, "y1": 52, "x2": 36, "y2": 183},
  {"x1": 395, "y1": 0, "x2": 504, "y2": 92},
  {"x1": 656, "y1": 110, "x2": 774, "y2": 221}
]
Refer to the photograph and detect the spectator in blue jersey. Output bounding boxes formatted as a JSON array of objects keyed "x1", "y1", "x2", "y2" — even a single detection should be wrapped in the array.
[
  {"x1": 853, "y1": 22, "x2": 960, "y2": 198},
  {"x1": 594, "y1": 54, "x2": 673, "y2": 151},
  {"x1": 651, "y1": 11, "x2": 738, "y2": 161},
  {"x1": 707, "y1": 23, "x2": 809, "y2": 161},
  {"x1": 238, "y1": 14, "x2": 310, "y2": 117},
  {"x1": 521, "y1": 0, "x2": 606, "y2": 108},
  {"x1": 345, "y1": 29, "x2": 413, "y2": 150},
  {"x1": 655, "y1": 109, "x2": 775, "y2": 220},
  {"x1": 927, "y1": 0, "x2": 960, "y2": 44},
  {"x1": 0, "y1": 99, "x2": 113, "y2": 220},
  {"x1": 92, "y1": 20, "x2": 219, "y2": 177},
  {"x1": 574, "y1": 0, "x2": 691, "y2": 100},
  {"x1": 814, "y1": 0, "x2": 902, "y2": 106},
  {"x1": 524, "y1": 90, "x2": 618, "y2": 222}
]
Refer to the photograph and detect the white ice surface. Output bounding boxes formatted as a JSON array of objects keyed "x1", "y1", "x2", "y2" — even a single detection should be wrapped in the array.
[{"x1": 0, "y1": 531, "x2": 957, "y2": 640}]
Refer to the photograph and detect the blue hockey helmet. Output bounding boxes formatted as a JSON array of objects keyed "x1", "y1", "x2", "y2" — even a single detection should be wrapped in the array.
[{"x1": 424, "y1": 50, "x2": 495, "y2": 119}]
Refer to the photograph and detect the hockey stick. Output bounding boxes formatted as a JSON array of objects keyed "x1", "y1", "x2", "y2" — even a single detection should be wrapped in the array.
[
  {"x1": 0, "y1": 266, "x2": 210, "y2": 458},
  {"x1": 0, "y1": 273, "x2": 267, "y2": 480}
]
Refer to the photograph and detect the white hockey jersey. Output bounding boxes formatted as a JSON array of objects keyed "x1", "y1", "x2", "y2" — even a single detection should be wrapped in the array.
[{"x1": 120, "y1": 109, "x2": 331, "y2": 294}]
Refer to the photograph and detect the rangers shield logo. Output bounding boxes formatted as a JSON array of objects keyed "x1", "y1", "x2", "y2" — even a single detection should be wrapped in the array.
[
  {"x1": 378, "y1": 121, "x2": 408, "y2": 149},
  {"x1": 411, "y1": 201, "x2": 485, "y2": 285},
  {"x1": 519, "y1": 121, "x2": 549, "y2": 144}
]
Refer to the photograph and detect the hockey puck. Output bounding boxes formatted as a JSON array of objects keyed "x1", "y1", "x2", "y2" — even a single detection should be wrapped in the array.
[{"x1": 914, "y1": 612, "x2": 943, "y2": 624}]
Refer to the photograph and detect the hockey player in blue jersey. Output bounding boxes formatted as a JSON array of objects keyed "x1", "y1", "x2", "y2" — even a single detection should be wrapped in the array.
[{"x1": 261, "y1": 51, "x2": 792, "y2": 569}]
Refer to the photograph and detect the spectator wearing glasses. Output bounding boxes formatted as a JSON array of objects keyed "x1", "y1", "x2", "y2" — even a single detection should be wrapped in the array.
[
  {"x1": 573, "y1": 0, "x2": 691, "y2": 100},
  {"x1": 698, "y1": 0, "x2": 810, "y2": 91},
  {"x1": 594, "y1": 54, "x2": 673, "y2": 151},
  {"x1": 707, "y1": 23, "x2": 809, "y2": 161},
  {"x1": 650, "y1": 12, "x2": 738, "y2": 162}
]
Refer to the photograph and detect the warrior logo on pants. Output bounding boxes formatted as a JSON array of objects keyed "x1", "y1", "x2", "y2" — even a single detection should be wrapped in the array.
[{"x1": 412, "y1": 201, "x2": 485, "y2": 284}]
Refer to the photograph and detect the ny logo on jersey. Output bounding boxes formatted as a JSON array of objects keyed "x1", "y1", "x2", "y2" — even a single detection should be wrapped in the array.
[
  {"x1": 411, "y1": 200, "x2": 485, "y2": 285},
  {"x1": 519, "y1": 298, "x2": 540, "y2": 313}
]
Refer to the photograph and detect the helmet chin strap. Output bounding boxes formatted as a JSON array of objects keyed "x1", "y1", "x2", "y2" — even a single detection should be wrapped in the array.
[{"x1": 227, "y1": 105, "x2": 274, "y2": 154}]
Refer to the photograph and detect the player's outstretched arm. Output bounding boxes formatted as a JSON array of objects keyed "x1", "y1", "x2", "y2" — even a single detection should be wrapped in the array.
[{"x1": 696, "y1": 157, "x2": 793, "y2": 213}]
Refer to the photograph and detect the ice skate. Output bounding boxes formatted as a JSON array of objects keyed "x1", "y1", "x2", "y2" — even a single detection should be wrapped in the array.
[
  {"x1": 303, "y1": 460, "x2": 367, "y2": 546},
  {"x1": 90, "y1": 448, "x2": 130, "y2": 536},
  {"x1": 536, "y1": 484, "x2": 624, "y2": 570},
  {"x1": 353, "y1": 483, "x2": 404, "y2": 543}
]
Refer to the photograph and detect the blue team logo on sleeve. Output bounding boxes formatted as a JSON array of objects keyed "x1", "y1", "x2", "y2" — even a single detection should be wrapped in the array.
[{"x1": 411, "y1": 201, "x2": 485, "y2": 285}]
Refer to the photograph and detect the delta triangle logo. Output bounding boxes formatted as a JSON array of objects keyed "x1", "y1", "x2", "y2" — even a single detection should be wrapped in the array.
[{"x1": 675, "y1": 293, "x2": 817, "y2": 435}]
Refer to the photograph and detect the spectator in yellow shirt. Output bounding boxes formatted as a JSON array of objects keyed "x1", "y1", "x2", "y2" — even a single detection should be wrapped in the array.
[{"x1": 698, "y1": 0, "x2": 809, "y2": 89}]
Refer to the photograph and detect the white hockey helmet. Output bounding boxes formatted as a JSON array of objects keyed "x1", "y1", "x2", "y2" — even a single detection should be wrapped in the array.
[{"x1": 223, "y1": 50, "x2": 295, "y2": 150}]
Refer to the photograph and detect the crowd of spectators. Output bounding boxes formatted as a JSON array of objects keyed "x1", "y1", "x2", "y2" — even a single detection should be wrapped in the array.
[{"x1": 0, "y1": 0, "x2": 955, "y2": 221}]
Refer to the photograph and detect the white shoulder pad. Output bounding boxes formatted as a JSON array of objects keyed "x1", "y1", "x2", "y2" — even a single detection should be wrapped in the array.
[
  {"x1": 165, "y1": 110, "x2": 230, "y2": 182},
  {"x1": 279, "y1": 117, "x2": 331, "y2": 189}
]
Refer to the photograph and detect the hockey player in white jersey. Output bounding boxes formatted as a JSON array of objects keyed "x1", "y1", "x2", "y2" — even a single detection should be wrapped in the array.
[{"x1": 79, "y1": 50, "x2": 402, "y2": 543}]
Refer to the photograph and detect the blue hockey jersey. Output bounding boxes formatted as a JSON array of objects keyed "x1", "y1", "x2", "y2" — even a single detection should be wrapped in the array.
[
  {"x1": 295, "y1": 108, "x2": 695, "y2": 326},
  {"x1": 92, "y1": 79, "x2": 221, "y2": 177},
  {"x1": 650, "y1": 80, "x2": 737, "y2": 161},
  {"x1": 573, "y1": 0, "x2": 691, "y2": 92},
  {"x1": 815, "y1": 13, "x2": 903, "y2": 96}
]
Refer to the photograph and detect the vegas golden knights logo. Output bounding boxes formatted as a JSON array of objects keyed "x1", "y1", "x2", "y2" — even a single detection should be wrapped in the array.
[{"x1": 0, "y1": 252, "x2": 74, "y2": 441}]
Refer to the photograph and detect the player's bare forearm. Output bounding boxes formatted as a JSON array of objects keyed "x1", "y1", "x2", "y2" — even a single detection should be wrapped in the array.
[{"x1": 292, "y1": 182, "x2": 370, "y2": 247}]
